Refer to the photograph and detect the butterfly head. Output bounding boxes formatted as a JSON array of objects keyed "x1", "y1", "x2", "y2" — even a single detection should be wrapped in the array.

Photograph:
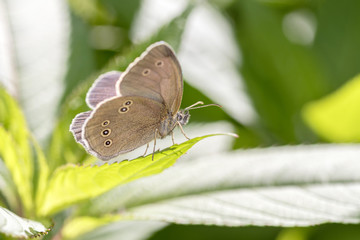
[
  {"x1": 177, "y1": 101, "x2": 222, "y2": 126},
  {"x1": 176, "y1": 110, "x2": 190, "y2": 126}
]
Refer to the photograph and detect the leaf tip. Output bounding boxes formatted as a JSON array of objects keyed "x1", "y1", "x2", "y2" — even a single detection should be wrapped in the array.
[{"x1": 221, "y1": 132, "x2": 239, "y2": 138}]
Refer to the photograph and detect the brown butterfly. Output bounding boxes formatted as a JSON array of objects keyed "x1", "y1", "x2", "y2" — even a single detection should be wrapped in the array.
[{"x1": 70, "y1": 41, "x2": 219, "y2": 160}]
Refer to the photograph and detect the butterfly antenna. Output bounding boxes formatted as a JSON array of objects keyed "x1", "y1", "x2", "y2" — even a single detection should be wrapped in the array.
[{"x1": 185, "y1": 101, "x2": 222, "y2": 111}]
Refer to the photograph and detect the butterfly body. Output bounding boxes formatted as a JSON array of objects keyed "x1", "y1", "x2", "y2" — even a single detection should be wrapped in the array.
[
  {"x1": 70, "y1": 42, "x2": 187, "y2": 160},
  {"x1": 158, "y1": 110, "x2": 190, "y2": 138}
]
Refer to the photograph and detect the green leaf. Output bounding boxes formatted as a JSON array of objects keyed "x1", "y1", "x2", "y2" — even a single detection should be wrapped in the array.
[
  {"x1": 85, "y1": 144, "x2": 360, "y2": 228},
  {"x1": 38, "y1": 134, "x2": 228, "y2": 216},
  {"x1": 302, "y1": 74, "x2": 360, "y2": 142},
  {"x1": 0, "y1": 159, "x2": 18, "y2": 212},
  {"x1": 0, "y1": 88, "x2": 33, "y2": 177},
  {"x1": 0, "y1": 127, "x2": 34, "y2": 215},
  {"x1": 0, "y1": 206, "x2": 49, "y2": 238},
  {"x1": 0, "y1": 88, "x2": 29, "y2": 144},
  {"x1": 33, "y1": 138, "x2": 51, "y2": 215},
  {"x1": 0, "y1": 88, "x2": 39, "y2": 215},
  {"x1": 62, "y1": 215, "x2": 120, "y2": 239},
  {"x1": 0, "y1": 94, "x2": 51, "y2": 213},
  {"x1": 65, "y1": 219, "x2": 167, "y2": 240}
]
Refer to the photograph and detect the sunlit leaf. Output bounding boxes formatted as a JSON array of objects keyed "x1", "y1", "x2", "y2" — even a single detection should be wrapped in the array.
[
  {"x1": 302, "y1": 74, "x2": 360, "y2": 142},
  {"x1": 276, "y1": 228, "x2": 310, "y2": 240},
  {"x1": 86, "y1": 144, "x2": 360, "y2": 227},
  {"x1": 33, "y1": 138, "x2": 51, "y2": 215},
  {"x1": 38, "y1": 134, "x2": 228, "y2": 216},
  {"x1": 0, "y1": 89, "x2": 28, "y2": 144},
  {"x1": 67, "y1": 219, "x2": 167, "y2": 240},
  {"x1": 0, "y1": 160, "x2": 18, "y2": 212},
  {"x1": 0, "y1": 88, "x2": 33, "y2": 175},
  {"x1": 0, "y1": 206, "x2": 49, "y2": 238},
  {"x1": 62, "y1": 215, "x2": 120, "y2": 239},
  {"x1": 0, "y1": 128, "x2": 33, "y2": 216}
]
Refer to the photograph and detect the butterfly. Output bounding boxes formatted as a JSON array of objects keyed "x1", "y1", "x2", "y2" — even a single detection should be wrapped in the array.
[{"x1": 70, "y1": 41, "x2": 218, "y2": 160}]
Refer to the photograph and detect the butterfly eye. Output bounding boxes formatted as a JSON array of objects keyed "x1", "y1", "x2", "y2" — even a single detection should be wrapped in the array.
[
  {"x1": 104, "y1": 139, "x2": 112, "y2": 147},
  {"x1": 102, "y1": 120, "x2": 110, "y2": 126},
  {"x1": 119, "y1": 106, "x2": 128, "y2": 113},
  {"x1": 177, "y1": 115, "x2": 183, "y2": 121},
  {"x1": 124, "y1": 100, "x2": 133, "y2": 106},
  {"x1": 142, "y1": 69, "x2": 151, "y2": 76},
  {"x1": 155, "y1": 60, "x2": 164, "y2": 67},
  {"x1": 101, "y1": 129, "x2": 111, "y2": 137}
]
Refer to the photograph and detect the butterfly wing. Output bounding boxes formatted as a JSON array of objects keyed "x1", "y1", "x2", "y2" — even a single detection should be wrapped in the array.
[
  {"x1": 82, "y1": 96, "x2": 167, "y2": 160},
  {"x1": 86, "y1": 71, "x2": 122, "y2": 109},
  {"x1": 116, "y1": 42, "x2": 183, "y2": 115},
  {"x1": 70, "y1": 111, "x2": 92, "y2": 145}
]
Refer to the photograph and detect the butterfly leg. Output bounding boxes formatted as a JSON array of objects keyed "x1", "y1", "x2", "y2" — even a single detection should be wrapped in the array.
[
  {"x1": 177, "y1": 122, "x2": 190, "y2": 140},
  {"x1": 171, "y1": 131, "x2": 176, "y2": 145},
  {"x1": 142, "y1": 143, "x2": 149, "y2": 157},
  {"x1": 152, "y1": 129, "x2": 159, "y2": 161}
]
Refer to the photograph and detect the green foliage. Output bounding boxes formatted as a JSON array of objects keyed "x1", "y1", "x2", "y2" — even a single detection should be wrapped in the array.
[
  {"x1": 227, "y1": 0, "x2": 327, "y2": 143},
  {"x1": 0, "y1": 89, "x2": 33, "y2": 215},
  {"x1": 313, "y1": 0, "x2": 360, "y2": 89},
  {"x1": 2, "y1": 0, "x2": 360, "y2": 239},
  {"x1": 47, "y1": 3, "x2": 191, "y2": 171},
  {"x1": 0, "y1": 86, "x2": 221, "y2": 238},
  {"x1": 38, "y1": 134, "x2": 221, "y2": 216},
  {"x1": 303, "y1": 74, "x2": 360, "y2": 142},
  {"x1": 0, "y1": 90, "x2": 51, "y2": 238},
  {"x1": 63, "y1": 0, "x2": 142, "y2": 103},
  {"x1": 61, "y1": 215, "x2": 121, "y2": 239},
  {"x1": 0, "y1": 127, "x2": 33, "y2": 215}
]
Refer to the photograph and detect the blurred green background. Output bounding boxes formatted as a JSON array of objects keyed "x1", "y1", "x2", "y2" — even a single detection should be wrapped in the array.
[{"x1": 1, "y1": 0, "x2": 360, "y2": 239}]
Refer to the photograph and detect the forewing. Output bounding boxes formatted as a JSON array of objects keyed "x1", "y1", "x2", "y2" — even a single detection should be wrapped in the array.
[
  {"x1": 83, "y1": 96, "x2": 167, "y2": 160},
  {"x1": 86, "y1": 71, "x2": 122, "y2": 109},
  {"x1": 116, "y1": 42, "x2": 183, "y2": 114}
]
